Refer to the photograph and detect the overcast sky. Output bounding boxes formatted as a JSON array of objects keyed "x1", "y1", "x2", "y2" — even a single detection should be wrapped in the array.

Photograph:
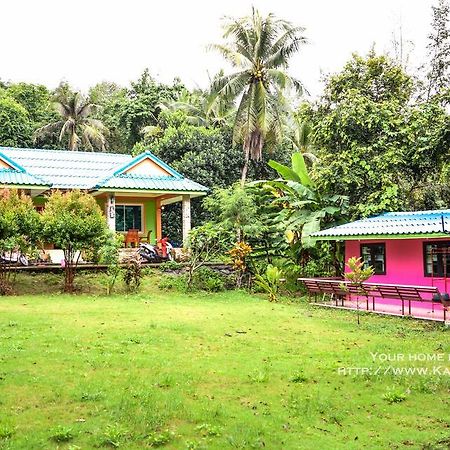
[{"x1": 1, "y1": 0, "x2": 435, "y2": 98}]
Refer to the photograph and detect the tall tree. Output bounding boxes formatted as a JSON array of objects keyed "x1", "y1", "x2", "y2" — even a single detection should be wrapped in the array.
[
  {"x1": 0, "y1": 96, "x2": 31, "y2": 147},
  {"x1": 211, "y1": 8, "x2": 307, "y2": 185},
  {"x1": 425, "y1": 0, "x2": 450, "y2": 99},
  {"x1": 307, "y1": 53, "x2": 413, "y2": 218},
  {"x1": 35, "y1": 91, "x2": 108, "y2": 151},
  {"x1": 307, "y1": 52, "x2": 450, "y2": 218},
  {"x1": 159, "y1": 71, "x2": 236, "y2": 129},
  {"x1": 92, "y1": 70, "x2": 184, "y2": 152}
]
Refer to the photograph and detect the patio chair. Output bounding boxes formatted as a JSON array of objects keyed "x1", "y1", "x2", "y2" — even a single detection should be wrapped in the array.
[
  {"x1": 139, "y1": 230, "x2": 152, "y2": 244},
  {"x1": 124, "y1": 229, "x2": 140, "y2": 248}
]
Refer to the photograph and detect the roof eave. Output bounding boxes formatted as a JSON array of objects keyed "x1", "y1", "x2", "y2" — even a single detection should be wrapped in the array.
[
  {"x1": 95, "y1": 187, "x2": 208, "y2": 196},
  {"x1": 0, "y1": 183, "x2": 51, "y2": 190},
  {"x1": 311, "y1": 232, "x2": 450, "y2": 241}
]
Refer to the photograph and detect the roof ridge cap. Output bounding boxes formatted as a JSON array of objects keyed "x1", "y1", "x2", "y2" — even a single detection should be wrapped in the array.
[{"x1": 0, "y1": 146, "x2": 133, "y2": 158}]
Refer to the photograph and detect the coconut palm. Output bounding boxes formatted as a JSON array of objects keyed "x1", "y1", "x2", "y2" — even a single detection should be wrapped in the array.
[
  {"x1": 289, "y1": 117, "x2": 318, "y2": 164},
  {"x1": 35, "y1": 92, "x2": 107, "y2": 151},
  {"x1": 166, "y1": 90, "x2": 235, "y2": 129},
  {"x1": 157, "y1": 71, "x2": 236, "y2": 129},
  {"x1": 211, "y1": 8, "x2": 307, "y2": 185}
]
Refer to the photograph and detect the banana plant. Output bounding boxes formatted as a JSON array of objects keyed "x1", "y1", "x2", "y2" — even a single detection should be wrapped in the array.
[
  {"x1": 254, "y1": 264, "x2": 283, "y2": 302},
  {"x1": 266, "y1": 152, "x2": 347, "y2": 249}
]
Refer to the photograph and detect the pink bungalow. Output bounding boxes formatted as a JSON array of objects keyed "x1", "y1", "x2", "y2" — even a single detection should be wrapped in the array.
[{"x1": 305, "y1": 210, "x2": 450, "y2": 323}]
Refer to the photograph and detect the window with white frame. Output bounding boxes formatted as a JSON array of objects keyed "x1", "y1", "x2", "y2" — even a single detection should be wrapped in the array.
[{"x1": 115, "y1": 205, "x2": 143, "y2": 232}]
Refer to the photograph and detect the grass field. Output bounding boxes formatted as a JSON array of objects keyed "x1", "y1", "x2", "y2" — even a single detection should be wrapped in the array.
[{"x1": 0, "y1": 273, "x2": 449, "y2": 449}]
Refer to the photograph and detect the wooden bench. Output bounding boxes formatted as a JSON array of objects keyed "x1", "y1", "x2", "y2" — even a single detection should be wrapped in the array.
[
  {"x1": 298, "y1": 278, "x2": 444, "y2": 319},
  {"x1": 298, "y1": 278, "x2": 347, "y2": 305},
  {"x1": 364, "y1": 283, "x2": 440, "y2": 316}
]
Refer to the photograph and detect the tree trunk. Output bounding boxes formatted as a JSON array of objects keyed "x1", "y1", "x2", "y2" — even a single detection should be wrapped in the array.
[
  {"x1": 64, "y1": 248, "x2": 77, "y2": 293},
  {"x1": 332, "y1": 241, "x2": 344, "y2": 277},
  {"x1": 69, "y1": 126, "x2": 77, "y2": 151},
  {"x1": 240, "y1": 151, "x2": 250, "y2": 187}
]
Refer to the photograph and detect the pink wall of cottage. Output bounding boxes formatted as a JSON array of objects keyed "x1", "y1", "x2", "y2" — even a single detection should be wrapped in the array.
[{"x1": 345, "y1": 238, "x2": 450, "y2": 293}]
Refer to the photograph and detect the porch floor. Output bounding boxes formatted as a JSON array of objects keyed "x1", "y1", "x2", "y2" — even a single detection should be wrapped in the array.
[{"x1": 312, "y1": 296, "x2": 447, "y2": 323}]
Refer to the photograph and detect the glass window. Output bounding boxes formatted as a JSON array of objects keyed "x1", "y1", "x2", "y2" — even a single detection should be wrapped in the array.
[
  {"x1": 115, "y1": 205, "x2": 142, "y2": 232},
  {"x1": 423, "y1": 242, "x2": 450, "y2": 277},
  {"x1": 360, "y1": 243, "x2": 386, "y2": 275}
]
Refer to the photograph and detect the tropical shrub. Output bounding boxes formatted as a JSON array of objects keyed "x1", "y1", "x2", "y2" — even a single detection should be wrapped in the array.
[
  {"x1": 204, "y1": 185, "x2": 264, "y2": 241},
  {"x1": 158, "y1": 273, "x2": 188, "y2": 291},
  {"x1": 254, "y1": 264, "x2": 283, "y2": 302},
  {"x1": 227, "y1": 241, "x2": 252, "y2": 287},
  {"x1": 41, "y1": 190, "x2": 108, "y2": 292},
  {"x1": 0, "y1": 189, "x2": 41, "y2": 294},
  {"x1": 186, "y1": 223, "x2": 231, "y2": 288},
  {"x1": 266, "y1": 152, "x2": 348, "y2": 249},
  {"x1": 251, "y1": 152, "x2": 347, "y2": 276},
  {"x1": 191, "y1": 266, "x2": 226, "y2": 292},
  {"x1": 99, "y1": 232, "x2": 123, "y2": 295},
  {"x1": 341, "y1": 257, "x2": 374, "y2": 324}
]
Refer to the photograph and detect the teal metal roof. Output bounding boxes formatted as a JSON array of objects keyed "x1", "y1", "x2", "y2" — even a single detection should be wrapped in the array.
[
  {"x1": 97, "y1": 174, "x2": 209, "y2": 192},
  {"x1": 0, "y1": 147, "x2": 208, "y2": 194},
  {"x1": 312, "y1": 210, "x2": 450, "y2": 240},
  {"x1": 0, "y1": 168, "x2": 51, "y2": 187}
]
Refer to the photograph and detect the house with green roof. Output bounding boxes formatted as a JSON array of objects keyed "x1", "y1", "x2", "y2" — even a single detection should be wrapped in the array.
[{"x1": 0, "y1": 146, "x2": 208, "y2": 253}]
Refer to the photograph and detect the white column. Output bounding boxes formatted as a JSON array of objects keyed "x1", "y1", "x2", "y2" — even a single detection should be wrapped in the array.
[
  {"x1": 182, "y1": 195, "x2": 191, "y2": 244},
  {"x1": 106, "y1": 193, "x2": 116, "y2": 231}
]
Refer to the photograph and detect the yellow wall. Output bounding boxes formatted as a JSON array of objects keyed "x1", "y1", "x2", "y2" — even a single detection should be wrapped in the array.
[
  {"x1": 125, "y1": 158, "x2": 170, "y2": 177},
  {"x1": 0, "y1": 159, "x2": 13, "y2": 169}
]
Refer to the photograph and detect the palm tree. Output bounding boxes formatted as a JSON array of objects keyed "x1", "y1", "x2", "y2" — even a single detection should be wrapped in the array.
[
  {"x1": 157, "y1": 71, "x2": 236, "y2": 129},
  {"x1": 211, "y1": 8, "x2": 307, "y2": 185},
  {"x1": 35, "y1": 92, "x2": 107, "y2": 151},
  {"x1": 289, "y1": 117, "x2": 318, "y2": 164}
]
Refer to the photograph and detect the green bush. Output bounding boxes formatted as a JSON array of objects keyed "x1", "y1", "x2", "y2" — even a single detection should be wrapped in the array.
[
  {"x1": 192, "y1": 267, "x2": 226, "y2": 292},
  {"x1": 158, "y1": 267, "x2": 227, "y2": 293},
  {"x1": 146, "y1": 429, "x2": 174, "y2": 447},
  {"x1": 158, "y1": 274, "x2": 188, "y2": 291},
  {"x1": 159, "y1": 260, "x2": 183, "y2": 272},
  {"x1": 0, "y1": 190, "x2": 41, "y2": 295},
  {"x1": 99, "y1": 232, "x2": 123, "y2": 295}
]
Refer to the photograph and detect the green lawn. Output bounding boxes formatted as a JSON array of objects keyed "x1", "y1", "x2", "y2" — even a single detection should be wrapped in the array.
[{"x1": 0, "y1": 274, "x2": 449, "y2": 449}]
